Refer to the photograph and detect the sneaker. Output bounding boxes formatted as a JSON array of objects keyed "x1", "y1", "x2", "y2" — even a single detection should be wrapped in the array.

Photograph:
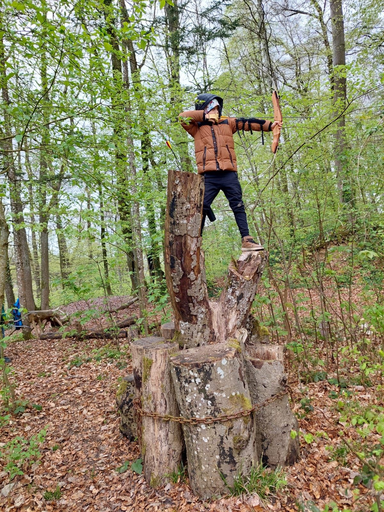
[{"x1": 241, "y1": 236, "x2": 264, "y2": 252}]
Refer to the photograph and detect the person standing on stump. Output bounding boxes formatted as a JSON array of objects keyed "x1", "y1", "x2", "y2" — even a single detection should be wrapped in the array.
[{"x1": 179, "y1": 93, "x2": 282, "y2": 251}]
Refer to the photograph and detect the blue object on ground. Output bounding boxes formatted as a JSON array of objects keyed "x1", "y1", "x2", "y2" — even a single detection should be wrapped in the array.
[{"x1": 12, "y1": 298, "x2": 23, "y2": 329}]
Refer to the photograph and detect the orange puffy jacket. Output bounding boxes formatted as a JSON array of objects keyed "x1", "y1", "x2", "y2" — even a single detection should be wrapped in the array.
[{"x1": 179, "y1": 109, "x2": 273, "y2": 174}]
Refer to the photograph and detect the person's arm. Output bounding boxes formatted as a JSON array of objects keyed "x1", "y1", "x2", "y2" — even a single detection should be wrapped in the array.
[
  {"x1": 230, "y1": 117, "x2": 273, "y2": 133},
  {"x1": 179, "y1": 110, "x2": 205, "y2": 137}
]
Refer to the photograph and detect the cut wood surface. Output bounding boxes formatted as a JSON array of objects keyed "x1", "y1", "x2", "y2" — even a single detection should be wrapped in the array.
[
  {"x1": 160, "y1": 321, "x2": 175, "y2": 341},
  {"x1": 170, "y1": 344, "x2": 257, "y2": 499},
  {"x1": 246, "y1": 343, "x2": 285, "y2": 362},
  {"x1": 131, "y1": 337, "x2": 183, "y2": 487}
]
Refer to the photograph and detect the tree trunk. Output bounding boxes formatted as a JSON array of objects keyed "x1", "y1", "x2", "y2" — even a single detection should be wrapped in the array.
[
  {"x1": 170, "y1": 344, "x2": 257, "y2": 499},
  {"x1": 330, "y1": 0, "x2": 352, "y2": 207},
  {"x1": 39, "y1": 7, "x2": 51, "y2": 310},
  {"x1": 0, "y1": 200, "x2": 9, "y2": 311},
  {"x1": 56, "y1": 214, "x2": 70, "y2": 283},
  {"x1": 5, "y1": 252, "x2": 15, "y2": 309},
  {"x1": 131, "y1": 337, "x2": 183, "y2": 487},
  {"x1": 164, "y1": 170, "x2": 267, "y2": 347},
  {"x1": 99, "y1": 186, "x2": 112, "y2": 295},
  {"x1": 103, "y1": 0, "x2": 138, "y2": 292}
]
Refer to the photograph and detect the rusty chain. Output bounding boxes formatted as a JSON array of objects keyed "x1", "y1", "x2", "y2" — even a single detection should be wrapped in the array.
[{"x1": 133, "y1": 388, "x2": 290, "y2": 426}]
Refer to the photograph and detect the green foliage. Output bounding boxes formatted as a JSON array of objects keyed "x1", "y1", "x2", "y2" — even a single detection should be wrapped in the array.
[
  {"x1": 221, "y1": 463, "x2": 286, "y2": 499},
  {"x1": 116, "y1": 458, "x2": 142, "y2": 475},
  {"x1": 167, "y1": 462, "x2": 187, "y2": 484},
  {"x1": 43, "y1": 485, "x2": 62, "y2": 501},
  {"x1": 0, "y1": 429, "x2": 47, "y2": 480}
]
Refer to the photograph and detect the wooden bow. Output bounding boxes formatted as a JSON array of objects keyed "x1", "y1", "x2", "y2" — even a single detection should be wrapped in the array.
[{"x1": 271, "y1": 91, "x2": 282, "y2": 154}]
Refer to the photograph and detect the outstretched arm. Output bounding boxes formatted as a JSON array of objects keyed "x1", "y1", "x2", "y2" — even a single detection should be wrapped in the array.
[{"x1": 179, "y1": 110, "x2": 205, "y2": 137}]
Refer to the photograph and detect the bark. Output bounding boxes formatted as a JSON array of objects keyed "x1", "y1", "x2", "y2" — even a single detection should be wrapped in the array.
[
  {"x1": 116, "y1": 374, "x2": 137, "y2": 440},
  {"x1": 25, "y1": 140, "x2": 42, "y2": 298},
  {"x1": 163, "y1": 0, "x2": 194, "y2": 173},
  {"x1": 39, "y1": 7, "x2": 51, "y2": 310},
  {"x1": 164, "y1": 170, "x2": 267, "y2": 347},
  {"x1": 245, "y1": 358, "x2": 300, "y2": 468},
  {"x1": 131, "y1": 337, "x2": 183, "y2": 487},
  {"x1": 103, "y1": 0, "x2": 138, "y2": 291},
  {"x1": 0, "y1": 200, "x2": 8, "y2": 310},
  {"x1": 55, "y1": 214, "x2": 70, "y2": 283},
  {"x1": 164, "y1": 170, "x2": 212, "y2": 346},
  {"x1": 330, "y1": 0, "x2": 352, "y2": 207},
  {"x1": 40, "y1": 329, "x2": 130, "y2": 340},
  {"x1": 119, "y1": 0, "x2": 165, "y2": 284},
  {"x1": 5, "y1": 252, "x2": 15, "y2": 308},
  {"x1": 170, "y1": 344, "x2": 257, "y2": 499},
  {"x1": 0, "y1": 16, "x2": 35, "y2": 312},
  {"x1": 98, "y1": 186, "x2": 112, "y2": 295}
]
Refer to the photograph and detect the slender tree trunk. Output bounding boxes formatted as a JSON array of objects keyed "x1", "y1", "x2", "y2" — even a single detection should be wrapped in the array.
[
  {"x1": 5, "y1": 253, "x2": 15, "y2": 308},
  {"x1": 25, "y1": 141, "x2": 41, "y2": 299},
  {"x1": 103, "y1": 0, "x2": 138, "y2": 291},
  {"x1": 119, "y1": 0, "x2": 165, "y2": 284},
  {"x1": 99, "y1": 186, "x2": 112, "y2": 295},
  {"x1": 0, "y1": 200, "x2": 9, "y2": 310},
  {"x1": 39, "y1": 7, "x2": 50, "y2": 310},
  {"x1": 56, "y1": 214, "x2": 70, "y2": 284},
  {"x1": 0, "y1": 15, "x2": 35, "y2": 312},
  {"x1": 330, "y1": 0, "x2": 352, "y2": 208}
]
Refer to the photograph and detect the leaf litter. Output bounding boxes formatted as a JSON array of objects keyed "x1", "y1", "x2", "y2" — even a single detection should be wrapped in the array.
[{"x1": 0, "y1": 294, "x2": 380, "y2": 512}]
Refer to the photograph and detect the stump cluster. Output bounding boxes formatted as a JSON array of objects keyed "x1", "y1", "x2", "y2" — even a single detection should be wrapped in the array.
[{"x1": 119, "y1": 170, "x2": 299, "y2": 498}]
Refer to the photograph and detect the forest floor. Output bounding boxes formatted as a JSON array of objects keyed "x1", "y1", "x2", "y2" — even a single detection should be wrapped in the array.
[{"x1": 0, "y1": 295, "x2": 382, "y2": 511}]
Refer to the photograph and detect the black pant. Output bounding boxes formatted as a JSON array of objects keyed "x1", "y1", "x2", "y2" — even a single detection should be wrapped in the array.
[{"x1": 202, "y1": 171, "x2": 250, "y2": 238}]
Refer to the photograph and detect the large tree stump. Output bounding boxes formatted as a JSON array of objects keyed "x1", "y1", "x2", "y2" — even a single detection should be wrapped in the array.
[
  {"x1": 165, "y1": 170, "x2": 267, "y2": 347},
  {"x1": 245, "y1": 358, "x2": 300, "y2": 468},
  {"x1": 131, "y1": 337, "x2": 183, "y2": 487},
  {"x1": 128, "y1": 170, "x2": 299, "y2": 498},
  {"x1": 170, "y1": 344, "x2": 257, "y2": 499}
]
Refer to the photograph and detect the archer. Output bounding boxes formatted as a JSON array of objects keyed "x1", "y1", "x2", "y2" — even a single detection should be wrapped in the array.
[{"x1": 179, "y1": 93, "x2": 282, "y2": 251}]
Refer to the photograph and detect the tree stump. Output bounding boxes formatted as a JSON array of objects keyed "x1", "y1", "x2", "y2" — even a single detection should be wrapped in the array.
[
  {"x1": 127, "y1": 170, "x2": 299, "y2": 498},
  {"x1": 161, "y1": 321, "x2": 175, "y2": 341},
  {"x1": 245, "y1": 358, "x2": 299, "y2": 468},
  {"x1": 165, "y1": 170, "x2": 267, "y2": 347},
  {"x1": 246, "y1": 344, "x2": 285, "y2": 363},
  {"x1": 170, "y1": 344, "x2": 257, "y2": 499},
  {"x1": 131, "y1": 337, "x2": 183, "y2": 487}
]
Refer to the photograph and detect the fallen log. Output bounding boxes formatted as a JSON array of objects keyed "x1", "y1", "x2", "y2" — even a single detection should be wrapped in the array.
[
  {"x1": 40, "y1": 329, "x2": 128, "y2": 340},
  {"x1": 131, "y1": 336, "x2": 183, "y2": 487},
  {"x1": 103, "y1": 297, "x2": 139, "y2": 314}
]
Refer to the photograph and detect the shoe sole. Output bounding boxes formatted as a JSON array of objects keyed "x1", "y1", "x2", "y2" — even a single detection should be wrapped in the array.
[{"x1": 241, "y1": 247, "x2": 264, "y2": 252}]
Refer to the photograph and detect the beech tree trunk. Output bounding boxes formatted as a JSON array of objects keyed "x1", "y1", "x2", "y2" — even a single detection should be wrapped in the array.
[{"x1": 131, "y1": 337, "x2": 183, "y2": 487}]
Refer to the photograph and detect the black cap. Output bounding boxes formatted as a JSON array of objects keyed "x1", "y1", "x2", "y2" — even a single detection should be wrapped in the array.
[{"x1": 195, "y1": 93, "x2": 223, "y2": 116}]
